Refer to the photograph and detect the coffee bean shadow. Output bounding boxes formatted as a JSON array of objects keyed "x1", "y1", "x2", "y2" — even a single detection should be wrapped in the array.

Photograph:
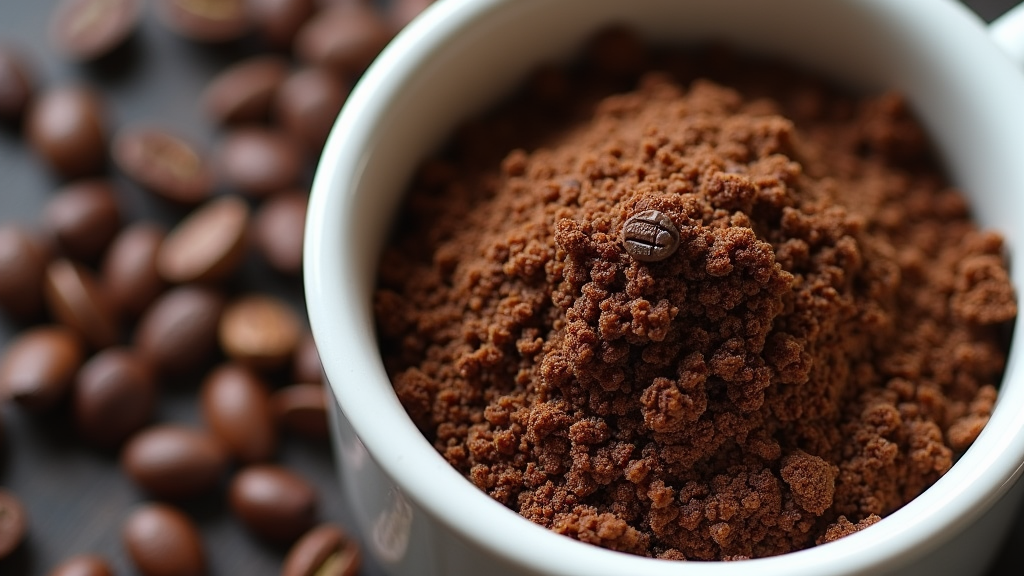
[
  {"x1": 0, "y1": 536, "x2": 35, "y2": 576},
  {"x1": 76, "y1": 32, "x2": 146, "y2": 86}
]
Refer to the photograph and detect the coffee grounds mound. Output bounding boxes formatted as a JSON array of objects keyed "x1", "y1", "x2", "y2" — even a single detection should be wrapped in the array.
[{"x1": 373, "y1": 30, "x2": 1017, "y2": 560}]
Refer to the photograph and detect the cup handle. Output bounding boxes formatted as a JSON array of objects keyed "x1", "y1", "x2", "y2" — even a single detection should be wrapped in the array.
[{"x1": 991, "y1": 2, "x2": 1024, "y2": 65}]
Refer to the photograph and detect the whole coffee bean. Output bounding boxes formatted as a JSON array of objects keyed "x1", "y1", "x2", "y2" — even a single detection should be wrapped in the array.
[
  {"x1": 0, "y1": 46, "x2": 33, "y2": 122},
  {"x1": 253, "y1": 190, "x2": 306, "y2": 276},
  {"x1": 43, "y1": 179, "x2": 122, "y2": 263},
  {"x1": 294, "y1": 3, "x2": 392, "y2": 79},
  {"x1": 292, "y1": 332, "x2": 323, "y2": 384},
  {"x1": 274, "y1": 67, "x2": 348, "y2": 154},
  {"x1": 282, "y1": 524, "x2": 360, "y2": 576},
  {"x1": 47, "y1": 554, "x2": 115, "y2": 576},
  {"x1": 388, "y1": 0, "x2": 435, "y2": 30},
  {"x1": 219, "y1": 294, "x2": 301, "y2": 370},
  {"x1": 121, "y1": 425, "x2": 228, "y2": 499},
  {"x1": 248, "y1": 0, "x2": 315, "y2": 49},
  {"x1": 272, "y1": 383, "x2": 329, "y2": 440},
  {"x1": 216, "y1": 129, "x2": 303, "y2": 198},
  {"x1": 0, "y1": 224, "x2": 50, "y2": 322},
  {"x1": 0, "y1": 325, "x2": 84, "y2": 412},
  {"x1": 112, "y1": 127, "x2": 213, "y2": 205},
  {"x1": 101, "y1": 222, "x2": 168, "y2": 318},
  {"x1": 26, "y1": 86, "x2": 106, "y2": 179},
  {"x1": 44, "y1": 258, "x2": 121, "y2": 349},
  {"x1": 122, "y1": 503, "x2": 206, "y2": 576},
  {"x1": 201, "y1": 363, "x2": 277, "y2": 463},
  {"x1": 75, "y1": 347, "x2": 156, "y2": 448},
  {"x1": 229, "y1": 464, "x2": 317, "y2": 543},
  {"x1": 156, "y1": 195, "x2": 250, "y2": 285},
  {"x1": 49, "y1": 0, "x2": 142, "y2": 61},
  {"x1": 203, "y1": 55, "x2": 288, "y2": 126},
  {"x1": 156, "y1": 0, "x2": 249, "y2": 43},
  {"x1": 0, "y1": 489, "x2": 28, "y2": 559},
  {"x1": 621, "y1": 209, "x2": 680, "y2": 262},
  {"x1": 135, "y1": 285, "x2": 225, "y2": 376}
]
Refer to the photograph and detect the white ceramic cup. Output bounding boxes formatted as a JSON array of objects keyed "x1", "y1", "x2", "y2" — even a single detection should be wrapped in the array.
[{"x1": 305, "y1": 1, "x2": 1024, "y2": 575}]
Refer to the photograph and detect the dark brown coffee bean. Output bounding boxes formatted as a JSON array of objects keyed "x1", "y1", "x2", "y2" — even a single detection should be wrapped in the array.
[
  {"x1": 202, "y1": 55, "x2": 288, "y2": 126},
  {"x1": 201, "y1": 363, "x2": 277, "y2": 463},
  {"x1": 0, "y1": 46, "x2": 33, "y2": 122},
  {"x1": 248, "y1": 0, "x2": 315, "y2": 49},
  {"x1": 44, "y1": 259, "x2": 121, "y2": 349},
  {"x1": 135, "y1": 285, "x2": 225, "y2": 376},
  {"x1": 282, "y1": 524, "x2": 360, "y2": 576},
  {"x1": 621, "y1": 209, "x2": 680, "y2": 262},
  {"x1": 0, "y1": 326, "x2": 84, "y2": 411},
  {"x1": 253, "y1": 190, "x2": 306, "y2": 276},
  {"x1": 294, "y1": 3, "x2": 392, "y2": 79},
  {"x1": 219, "y1": 294, "x2": 301, "y2": 370},
  {"x1": 123, "y1": 503, "x2": 206, "y2": 576},
  {"x1": 49, "y1": 0, "x2": 142, "y2": 61},
  {"x1": 26, "y1": 86, "x2": 106, "y2": 179},
  {"x1": 388, "y1": 0, "x2": 435, "y2": 30},
  {"x1": 101, "y1": 222, "x2": 168, "y2": 318},
  {"x1": 216, "y1": 129, "x2": 303, "y2": 198},
  {"x1": 47, "y1": 554, "x2": 114, "y2": 576},
  {"x1": 121, "y1": 425, "x2": 228, "y2": 499},
  {"x1": 0, "y1": 489, "x2": 28, "y2": 559},
  {"x1": 272, "y1": 383, "x2": 329, "y2": 440},
  {"x1": 112, "y1": 127, "x2": 213, "y2": 205},
  {"x1": 156, "y1": 195, "x2": 250, "y2": 284},
  {"x1": 274, "y1": 67, "x2": 348, "y2": 154},
  {"x1": 292, "y1": 332, "x2": 323, "y2": 384},
  {"x1": 43, "y1": 179, "x2": 122, "y2": 263},
  {"x1": 0, "y1": 224, "x2": 50, "y2": 322},
  {"x1": 228, "y1": 464, "x2": 316, "y2": 543},
  {"x1": 156, "y1": 0, "x2": 249, "y2": 43},
  {"x1": 75, "y1": 347, "x2": 156, "y2": 448}
]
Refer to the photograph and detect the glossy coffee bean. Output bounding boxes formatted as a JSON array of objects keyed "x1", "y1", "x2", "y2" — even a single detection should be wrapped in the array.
[
  {"x1": 201, "y1": 363, "x2": 277, "y2": 463},
  {"x1": 156, "y1": 0, "x2": 249, "y2": 43},
  {"x1": 44, "y1": 259, "x2": 121, "y2": 349},
  {"x1": 253, "y1": 190, "x2": 306, "y2": 276},
  {"x1": 0, "y1": 325, "x2": 84, "y2": 412},
  {"x1": 0, "y1": 46, "x2": 33, "y2": 122},
  {"x1": 216, "y1": 129, "x2": 303, "y2": 198},
  {"x1": 157, "y1": 195, "x2": 250, "y2": 285},
  {"x1": 74, "y1": 347, "x2": 156, "y2": 448},
  {"x1": 49, "y1": 0, "x2": 142, "y2": 61},
  {"x1": 294, "y1": 3, "x2": 392, "y2": 78},
  {"x1": 292, "y1": 332, "x2": 323, "y2": 384},
  {"x1": 274, "y1": 67, "x2": 348, "y2": 154},
  {"x1": 121, "y1": 424, "x2": 228, "y2": 499},
  {"x1": 135, "y1": 285, "x2": 225, "y2": 376},
  {"x1": 0, "y1": 489, "x2": 28, "y2": 559},
  {"x1": 229, "y1": 464, "x2": 317, "y2": 543},
  {"x1": 101, "y1": 222, "x2": 168, "y2": 318},
  {"x1": 43, "y1": 179, "x2": 122, "y2": 263},
  {"x1": 0, "y1": 224, "x2": 50, "y2": 322},
  {"x1": 112, "y1": 127, "x2": 213, "y2": 205},
  {"x1": 47, "y1": 554, "x2": 115, "y2": 576},
  {"x1": 219, "y1": 294, "x2": 301, "y2": 371},
  {"x1": 248, "y1": 0, "x2": 315, "y2": 49},
  {"x1": 272, "y1": 383, "x2": 329, "y2": 440},
  {"x1": 123, "y1": 503, "x2": 206, "y2": 576},
  {"x1": 203, "y1": 55, "x2": 288, "y2": 126},
  {"x1": 26, "y1": 86, "x2": 106, "y2": 179},
  {"x1": 282, "y1": 524, "x2": 361, "y2": 576}
]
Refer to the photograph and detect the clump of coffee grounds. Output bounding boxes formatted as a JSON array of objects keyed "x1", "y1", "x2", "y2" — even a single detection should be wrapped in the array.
[{"x1": 373, "y1": 29, "x2": 1016, "y2": 560}]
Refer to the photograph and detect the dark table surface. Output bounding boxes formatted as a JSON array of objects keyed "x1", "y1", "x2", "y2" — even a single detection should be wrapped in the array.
[{"x1": 2, "y1": 1, "x2": 1024, "y2": 575}]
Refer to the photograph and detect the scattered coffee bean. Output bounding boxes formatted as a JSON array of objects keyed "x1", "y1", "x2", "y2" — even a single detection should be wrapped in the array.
[
  {"x1": 111, "y1": 126, "x2": 213, "y2": 205},
  {"x1": 49, "y1": 0, "x2": 142, "y2": 61},
  {"x1": 26, "y1": 86, "x2": 106, "y2": 178},
  {"x1": 201, "y1": 363, "x2": 277, "y2": 463},
  {"x1": 101, "y1": 222, "x2": 168, "y2": 318},
  {"x1": 46, "y1": 554, "x2": 115, "y2": 576},
  {"x1": 229, "y1": 464, "x2": 317, "y2": 544},
  {"x1": 247, "y1": 0, "x2": 315, "y2": 49},
  {"x1": 282, "y1": 524, "x2": 361, "y2": 576},
  {"x1": 216, "y1": 128, "x2": 303, "y2": 198},
  {"x1": 156, "y1": 195, "x2": 250, "y2": 285},
  {"x1": 122, "y1": 503, "x2": 207, "y2": 576},
  {"x1": 219, "y1": 294, "x2": 302, "y2": 371},
  {"x1": 121, "y1": 424, "x2": 229, "y2": 499},
  {"x1": 74, "y1": 347, "x2": 156, "y2": 448},
  {"x1": 0, "y1": 45, "x2": 33, "y2": 122},
  {"x1": 272, "y1": 383, "x2": 329, "y2": 441},
  {"x1": 43, "y1": 179, "x2": 122, "y2": 263},
  {"x1": 621, "y1": 209, "x2": 681, "y2": 262},
  {"x1": 203, "y1": 55, "x2": 289, "y2": 126},
  {"x1": 44, "y1": 258, "x2": 121, "y2": 349},
  {"x1": 134, "y1": 285, "x2": 225, "y2": 375},
  {"x1": 155, "y1": 0, "x2": 249, "y2": 43},
  {"x1": 0, "y1": 325, "x2": 84, "y2": 412},
  {"x1": 0, "y1": 489, "x2": 28, "y2": 559},
  {"x1": 388, "y1": 0, "x2": 436, "y2": 30},
  {"x1": 0, "y1": 224, "x2": 50, "y2": 322},
  {"x1": 274, "y1": 66, "x2": 348, "y2": 154},
  {"x1": 292, "y1": 332, "x2": 323, "y2": 385},
  {"x1": 253, "y1": 189, "x2": 307, "y2": 276},
  {"x1": 294, "y1": 2, "x2": 392, "y2": 79}
]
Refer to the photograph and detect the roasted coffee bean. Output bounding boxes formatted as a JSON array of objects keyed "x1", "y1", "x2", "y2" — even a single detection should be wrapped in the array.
[
  {"x1": 0, "y1": 489, "x2": 28, "y2": 559},
  {"x1": 49, "y1": 0, "x2": 142, "y2": 61},
  {"x1": 253, "y1": 190, "x2": 306, "y2": 276},
  {"x1": 44, "y1": 258, "x2": 121, "y2": 349},
  {"x1": 0, "y1": 325, "x2": 84, "y2": 412},
  {"x1": 101, "y1": 222, "x2": 168, "y2": 318},
  {"x1": 26, "y1": 86, "x2": 106, "y2": 178},
  {"x1": 219, "y1": 294, "x2": 301, "y2": 370},
  {"x1": 121, "y1": 424, "x2": 228, "y2": 499},
  {"x1": 156, "y1": 195, "x2": 250, "y2": 284},
  {"x1": 47, "y1": 554, "x2": 115, "y2": 576},
  {"x1": 272, "y1": 383, "x2": 329, "y2": 440},
  {"x1": 112, "y1": 127, "x2": 213, "y2": 205},
  {"x1": 156, "y1": 0, "x2": 249, "y2": 43},
  {"x1": 201, "y1": 363, "x2": 277, "y2": 463},
  {"x1": 621, "y1": 209, "x2": 680, "y2": 262},
  {"x1": 229, "y1": 464, "x2": 317, "y2": 543},
  {"x1": 248, "y1": 0, "x2": 315, "y2": 49},
  {"x1": 74, "y1": 347, "x2": 156, "y2": 448},
  {"x1": 0, "y1": 46, "x2": 33, "y2": 122},
  {"x1": 282, "y1": 524, "x2": 360, "y2": 576},
  {"x1": 292, "y1": 332, "x2": 323, "y2": 384},
  {"x1": 122, "y1": 503, "x2": 206, "y2": 576},
  {"x1": 388, "y1": 0, "x2": 435, "y2": 30},
  {"x1": 216, "y1": 129, "x2": 303, "y2": 198},
  {"x1": 294, "y1": 3, "x2": 392, "y2": 79},
  {"x1": 274, "y1": 67, "x2": 348, "y2": 154},
  {"x1": 0, "y1": 224, "x2": 50, "y2": 322},
  {"x1": 203, "y1": 55, "x2": 288, "y2": 125},
  {"x1": 135, "y1": 285, "x2": 225, "y2": 376},
  {"x1": 43, "y1": 179, "x2": 122, "y2": 263}
]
